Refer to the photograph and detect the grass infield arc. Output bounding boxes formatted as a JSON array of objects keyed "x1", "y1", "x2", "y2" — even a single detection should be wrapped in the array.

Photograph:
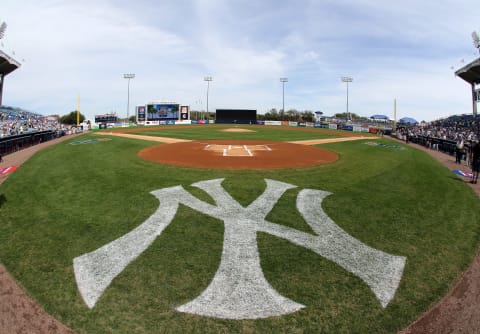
[{"x1": 138, "y1": 140, "x2": 338, "y2": 170}]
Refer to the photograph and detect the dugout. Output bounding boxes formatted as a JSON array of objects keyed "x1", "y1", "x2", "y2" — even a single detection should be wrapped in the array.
[{"x1": 215, "y1": 109, "x2": 257, "y2": 124}]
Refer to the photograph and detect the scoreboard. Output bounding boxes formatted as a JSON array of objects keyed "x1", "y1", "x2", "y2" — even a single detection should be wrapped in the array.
[{"x1": 146, "y1": 103, "x2": 179, "y2": 121}]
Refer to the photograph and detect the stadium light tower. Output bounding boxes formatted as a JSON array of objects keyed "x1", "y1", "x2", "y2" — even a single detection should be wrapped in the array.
[
  {"x1": 204, "y1": 76, "x2": 213, "y2": 120},
  {"x1": 472, "y1": 31, "x2": 480, "y2": 54},
  {"x1": 341, "y1": 76, "x2": 353, "y2": 120},
  {"x1": 0, "y1": 22, "x2": 7, "y2": 40},
  {"x1": 280, "y1": 77, "x2": 288, "y2": 113},
  {"x1": 123, "y1": 73, "x2": 135, "y2": 122}
]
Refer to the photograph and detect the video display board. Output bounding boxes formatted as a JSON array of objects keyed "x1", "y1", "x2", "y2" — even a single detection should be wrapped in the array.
[
  {"x1": 146, "y1": 103, "x2": 179, "y2": 121},
  {"x1": 95, "y1": 114, "x2": 117, "y2": 123}
]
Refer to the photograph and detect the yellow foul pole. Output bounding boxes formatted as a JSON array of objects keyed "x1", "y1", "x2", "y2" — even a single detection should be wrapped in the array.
[{"x1": 77, "y1": 94, "x2": 80, "y2": 126}]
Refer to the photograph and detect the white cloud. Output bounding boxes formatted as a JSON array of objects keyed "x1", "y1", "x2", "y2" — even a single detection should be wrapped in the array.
[{"x1": 0, "y1": 0, "x2": 479, "y2": 121}]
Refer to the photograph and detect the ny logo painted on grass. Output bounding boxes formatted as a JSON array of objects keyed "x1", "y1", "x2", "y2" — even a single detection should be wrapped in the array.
[{"x1": 73, "y1": 179, "x2": 406, "y2": 319}]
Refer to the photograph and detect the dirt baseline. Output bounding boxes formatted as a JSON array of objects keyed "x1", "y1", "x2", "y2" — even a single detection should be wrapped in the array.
[{"x1": 138, "y1": 140, "x2": 338, "y2": 169}]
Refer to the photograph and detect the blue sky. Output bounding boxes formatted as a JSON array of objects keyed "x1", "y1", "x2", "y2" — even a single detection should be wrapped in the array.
[{"x1": 1, "y1": 0, "x2": 479, "y2": 121}]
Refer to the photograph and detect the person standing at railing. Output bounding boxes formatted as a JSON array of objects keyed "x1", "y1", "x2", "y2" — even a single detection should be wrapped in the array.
[
  {"x1": 455, "y1": 136, "x2": 464, "y2": 164},
  {"x1": 472, "y1": 140, "x2": 480, "y2": 184}
]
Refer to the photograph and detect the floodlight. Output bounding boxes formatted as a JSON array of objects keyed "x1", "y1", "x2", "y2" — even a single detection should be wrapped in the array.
[
  {"x1": 123, "y1": 73, "x2": 135, "y2": 121},
  {"x1": 341, "y1": 76, "x2": 353, "y2": 120},
  {"x1": 204, "y1": 76, "x2": 213, "y2": 119},
  {"x1": 0, "y1": 22, "x2": 7, "y2": 40},
  {"x1": 280, "y1": 78, "x2": 288, "y2": 112},
  {"x1": 472, "y1": 31, "x2": 480, "y2": 49}
]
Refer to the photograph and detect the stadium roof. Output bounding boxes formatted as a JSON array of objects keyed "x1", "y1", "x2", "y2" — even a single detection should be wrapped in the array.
[
  {"x1": 455, "y1": 57, "x2": 480, "y2": 85},
  {"x1": 0, "y1": 49, "x2": 21, "y2": 76}
]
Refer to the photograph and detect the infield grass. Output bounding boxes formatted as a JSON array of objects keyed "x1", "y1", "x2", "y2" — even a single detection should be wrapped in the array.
[{"x1": 0, "y1": 126, "x2": 479, "y2": 333}]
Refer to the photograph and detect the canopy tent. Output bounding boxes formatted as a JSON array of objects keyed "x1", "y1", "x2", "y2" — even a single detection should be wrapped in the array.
[{"x1": 399, "y1": 117, "x2": 417, "y2": 125}]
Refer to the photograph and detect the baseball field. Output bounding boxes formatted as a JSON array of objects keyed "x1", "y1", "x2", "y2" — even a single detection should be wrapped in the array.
[{"x1": 0, "y1": 124, "x2": 479, "y2": 333}]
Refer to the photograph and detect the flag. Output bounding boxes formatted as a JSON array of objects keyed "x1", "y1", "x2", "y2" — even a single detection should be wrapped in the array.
[
  {"x1": 0, "y1": 166, "x2": 17, "y2": 175},
  {"x1": 452, "y1": 169, "x2": 473, "y2": 178}
]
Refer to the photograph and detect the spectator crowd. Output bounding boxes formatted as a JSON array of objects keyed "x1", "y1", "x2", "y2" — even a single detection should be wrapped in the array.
[
  {"x1": 395, "y1": 114, "x2": 480, "y2": 183},
  {"x1": 1, "y1": 106, "x2": 67, "y2": 138}
]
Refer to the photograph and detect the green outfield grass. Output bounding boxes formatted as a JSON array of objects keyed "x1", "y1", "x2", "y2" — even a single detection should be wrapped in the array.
[
  {"x1": 0, "y1": 126, "x2": 479, "y2": 333},
  {"x1": 110, "y1": 124, "x2": 348, "y2": 141}
]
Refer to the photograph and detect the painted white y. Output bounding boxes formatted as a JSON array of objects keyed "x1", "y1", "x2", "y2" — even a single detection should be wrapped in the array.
[{"x1": 73, "y1": 179, "x2": 406, "y2": 319}]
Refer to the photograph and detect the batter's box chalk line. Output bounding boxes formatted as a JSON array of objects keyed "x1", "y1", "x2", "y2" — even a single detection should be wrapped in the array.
[{"x1": 204, "y1": 144, "x2": 272, "y2": 157}]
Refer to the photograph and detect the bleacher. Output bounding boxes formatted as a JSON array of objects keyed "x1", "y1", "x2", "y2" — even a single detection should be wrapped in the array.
[{"x1": 0, "y1": 106, "x2": 67, "y2": 156}]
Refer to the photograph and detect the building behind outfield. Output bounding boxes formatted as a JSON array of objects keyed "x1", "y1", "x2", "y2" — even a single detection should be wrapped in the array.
[{"x1": 215, "y1": 109, "x2": 257, "y2": 124}]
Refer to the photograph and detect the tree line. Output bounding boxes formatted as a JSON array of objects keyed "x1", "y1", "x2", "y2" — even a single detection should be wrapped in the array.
[
  {"x1": 57, "y1": 109, "x2": 366, "y2": 125},
  {"x1": 257, "y1": 109, "x2": 315, "y2": 122}
]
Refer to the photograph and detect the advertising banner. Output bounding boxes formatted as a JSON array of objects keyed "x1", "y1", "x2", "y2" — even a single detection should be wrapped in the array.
[
  {"x1": 329, "y1": 123, "x2": 338, "y2": 130},
  {"x1": 137, "y1": 106, "x2": 146, "y2": 122},
  {"x1": 297, "y1": 122, "x2": 306, "y2": 127},
  {"x1": 353, "y1": 125, "x2": 363, "y2": 132},
  {"x1": 265, "y1": 120, "x2": 281, "y2": 126},
  {"x1": 180, "y1": 105, "x2": 189, "y2": 120}
]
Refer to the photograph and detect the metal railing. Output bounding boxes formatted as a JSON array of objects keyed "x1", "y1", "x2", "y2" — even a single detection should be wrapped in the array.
[{"x1": 0, "y1": 130, "x2": 62, "y2": 156}]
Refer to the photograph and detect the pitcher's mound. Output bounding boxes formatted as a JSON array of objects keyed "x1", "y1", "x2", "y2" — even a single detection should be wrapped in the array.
[{"x1": 138, "y1": 140, "x2": 338, "y2": 170}]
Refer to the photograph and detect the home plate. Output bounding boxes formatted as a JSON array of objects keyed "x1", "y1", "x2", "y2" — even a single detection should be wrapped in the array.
[{"x1": 204, "y1": 144, "x2": 272, "y2": 157}]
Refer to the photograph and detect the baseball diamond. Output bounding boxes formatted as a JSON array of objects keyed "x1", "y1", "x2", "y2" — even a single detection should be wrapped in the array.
[
  {"x1": 0, "y1": 126, "x2": 479, "y2": 334},
  {"x1": 1, "y1": 3, "x2": 480, "y2": 332}
]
